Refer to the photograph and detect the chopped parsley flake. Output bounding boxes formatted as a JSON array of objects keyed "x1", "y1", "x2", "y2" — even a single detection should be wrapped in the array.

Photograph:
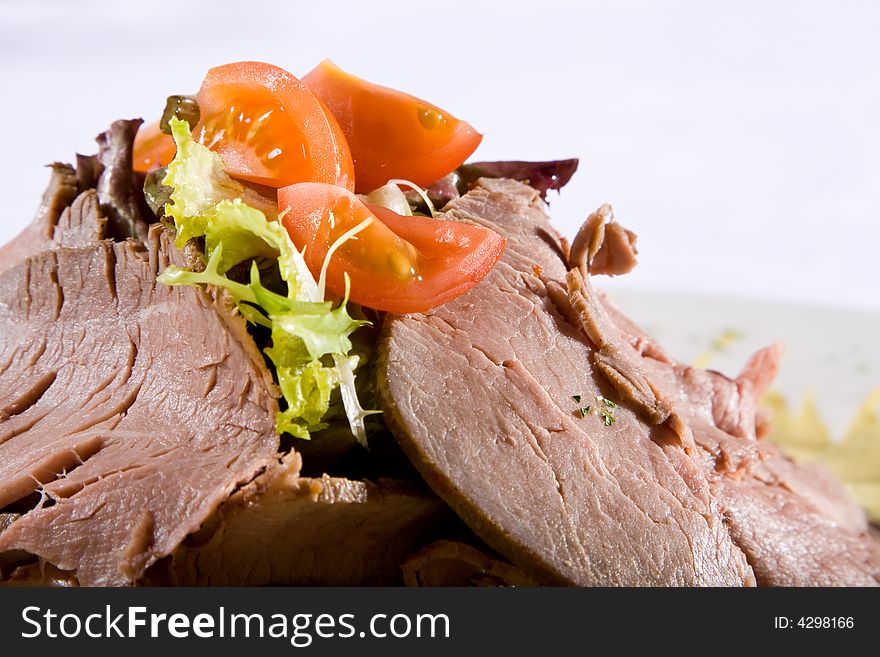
[{"x1": 575, "y1": 396, "x2": 618, "y2": 426}]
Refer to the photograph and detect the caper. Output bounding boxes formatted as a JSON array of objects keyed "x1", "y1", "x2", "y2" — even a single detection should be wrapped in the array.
[{"x1": 160, "y1": 95, "x2": 201, "y2": 134}]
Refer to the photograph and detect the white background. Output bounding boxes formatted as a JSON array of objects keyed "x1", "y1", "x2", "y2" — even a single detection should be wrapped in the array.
[{"x1": 1, "y1": 0, "x2": 878, "y2": 310}]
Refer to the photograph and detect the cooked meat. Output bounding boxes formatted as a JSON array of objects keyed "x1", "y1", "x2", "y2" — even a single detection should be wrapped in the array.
[
  {"x1": 379, "y1": 178, "x2": 880, "y2": 586},
  {"x1": 3, "y1": 108, "x2": 873, "y2": 588},
  {"x1": 0, "y1": 225, "x2": 281, "y2": 586},
  {"x1": 1, "y1": 561, "x2": 78, "y2": 587},
  {"x1": 569, "y1": 203, "x2": 637, "y2": 276},
  {"x1": 591, "y1": 288, "x2": 880, "y2": 585},
  {"x1": 715, "y1": 454, "x2": 880, "y2": 586},
  {"x1": 50, "y1": 191, "x2": 109, "y2": 248},
  {"x1": 148, "y1": 452, "x2": 451, "y2": 585},
  {"x1": 402, "y1": 540, "x2": 536, "y2": 587},
  {"x1": 379, "y1": 179, "x2": 753, "y2": 586},
  {"x1": 0, "y1": 514, "x2": 16, "y2": 534},
  {"x1": 0, "y1": 119, "x2": 152, "y2": 277},
  {"x1": 0, "y1": 163, "x2": 81, "y2": 275}
]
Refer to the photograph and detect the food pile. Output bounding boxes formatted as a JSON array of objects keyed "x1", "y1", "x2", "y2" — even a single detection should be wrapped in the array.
[{"x1": 0, "y1": 61, "x2": 876, "y2": 586}]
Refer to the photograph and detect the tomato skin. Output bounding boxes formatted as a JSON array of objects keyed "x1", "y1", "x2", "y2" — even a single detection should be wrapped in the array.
[
  {"x1": 315, "y1": 97, "x2": 355, "y2": 191},
  {"x1": 132, "y1": 120, "x2": 176, "y2": 173},
  {"x1": 303, "y1": 60, "x2": 482, "y2": 193},
  {"x1": 278, "y1": 182, "x2": 505, "y2": 313},
  {"x1": 194, "y1": 61, "x2": 354, "y2": 190}
]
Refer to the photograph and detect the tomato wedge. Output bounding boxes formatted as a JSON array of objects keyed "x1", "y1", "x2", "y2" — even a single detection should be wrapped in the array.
[
  {"x1": 278, "y1": 183, "x2": 505, "y2": 313},
  {"x1": 132, "y1": 120, "x2": 176, "y2": 173},
  {"x1": 303, "y1": 60, "x2": 482, "y2": 193},
  {"x1": 133, "y1": 62, "x2": 355, "y2": 190},
  {"x1": 193, "y1": 62, "x2": 354, "y2": 189}
]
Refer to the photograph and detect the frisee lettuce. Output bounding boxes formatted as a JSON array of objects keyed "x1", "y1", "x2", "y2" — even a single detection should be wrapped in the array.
[
  {"x1": 386, "y1": 179, "x2": 438, "y2": 218},
  {"x1": 157, "y1": 118, "x2": 372, "y2": 443},
  {"x1": 365, "y1": 182, "x2": 412, "y2": 216},
  {"x1": 163, "y1": 118, "x2": 245, "y2": 245}
]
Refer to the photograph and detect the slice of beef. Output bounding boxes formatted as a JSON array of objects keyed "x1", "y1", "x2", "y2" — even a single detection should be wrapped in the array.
[
  {"x1": 0, "y1": 119, "x2": 153, "y2": 277},
  {"x1": 402, "y1": 540, "x2": 536, "y2": 587},
  {"x1": 379, "y1": 178, "x2": 880, "y2": 586},
  {"x1": 715, "y1": 452, "x2": 880, "y2": 586},
  {"x1": 0, "y1": 225, "x2": 280, "y2": 586},
  {"x1": 148, "y1": 452, "x2": 451, "y2": 585},
  {"x1": 0, "y1": 128, "x2": 452, "y2": 587},
  {"x1": 0, "y1": 163, "x2": 81, "y2": 275},
  {"x1": 585, "y1": 278, "x2": 880, "y2": 585},
  {"x1": 379, "y1": 179, "x2": 755, "y2": 586},
  {"x1": 50, "y1": 191, "x2": 109, "y2": 248},
  {"x1": 1, "y1": 561, "x2": 77, "y2": 587}
]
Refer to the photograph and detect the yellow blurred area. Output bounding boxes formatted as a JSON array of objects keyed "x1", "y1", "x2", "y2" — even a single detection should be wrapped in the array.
[{"x1": 764, "y1": 388, "x2": 880, "y2": 523}]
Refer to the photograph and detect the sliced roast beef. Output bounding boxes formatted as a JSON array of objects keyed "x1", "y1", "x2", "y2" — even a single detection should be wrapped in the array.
[
  {"x1": 0, "y1": 163, "x2": 81, "y2": 275},
  {"x1": 147, "y1": 452, "x2": 451, "y2": 585},
  {"x1": 714, "y1": 453, "x2": 880, "y2": 586},
  {"x1": 1, "y1": 561, "x2": 78, "y2": 587},
  {"x1": 378, "y1": 178, "x2": 880, "y2": 586},
  {"x1": 0, "y1": 119, "x2": 153, "y2": 277},
  {"x1": 379, "y1": 179, "x2": 754, "y2": 586},
  {"x1": 578, "y1": 271, "x2": 880, "y2": 585},
  {"x1": 402, "y1": 540, "x2": 536, "y2": 587},
  {"x1": 0, "y1": 225, "x2": 281, "y2": 585}
]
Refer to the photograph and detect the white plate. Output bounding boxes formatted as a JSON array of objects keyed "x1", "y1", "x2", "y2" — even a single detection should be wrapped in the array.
[{"x1": 605, "y1": 288, "x2": 879, "y2": 438}]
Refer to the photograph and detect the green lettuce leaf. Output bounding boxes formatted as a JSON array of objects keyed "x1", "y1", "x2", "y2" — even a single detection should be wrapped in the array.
[
  {"x1": 162, "y1": 117, "x2": 246, "y2": 246},
  {"x1": 203, "y1": 200, "x2": 281, "y2": 274}
]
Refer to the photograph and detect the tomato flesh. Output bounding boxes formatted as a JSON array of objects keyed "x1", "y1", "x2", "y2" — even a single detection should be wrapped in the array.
[
  {"x1": 132, "y1": 120, "x2": 176, "y2": 173},
  {"x1": 303, "y1": 60, "x2": 482, "y2": 193},
  {"x1": 194, "y1": 62, "x2": 354, "y2": 190},
  {"x1": 132, "y1": 62, "x2": 355, "y2": 190},
  {"x1": 278, "y1": 183, "x2": 505, "y2": 313}
]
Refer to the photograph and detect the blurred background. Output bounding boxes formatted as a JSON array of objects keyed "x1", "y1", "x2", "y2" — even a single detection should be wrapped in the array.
[{"x1": 1, "y1": 0, "x2": 878, "y2": 310}]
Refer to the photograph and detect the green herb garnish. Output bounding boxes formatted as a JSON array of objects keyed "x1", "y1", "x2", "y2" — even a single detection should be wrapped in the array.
[
  {"x1": 572, "y1": 394, "x2": 582, "y2": 403},
  {"x1": 601, "y1": 409, "x2": 616, "y2": 426}
]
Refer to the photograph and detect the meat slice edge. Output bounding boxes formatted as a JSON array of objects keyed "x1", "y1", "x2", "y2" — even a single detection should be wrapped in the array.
[
  {"x1": 402, "y1": 540, "x2": 537, "y2": 587},
  {"x1": 0, "y1": 163, "x2": 80, "y2": 275},
  {"x1": 0, "y1": 118, "x2": 154, "y2": 278},
  {"x1": 148, "y1": 452, "x2": 453, "y2": 585}
]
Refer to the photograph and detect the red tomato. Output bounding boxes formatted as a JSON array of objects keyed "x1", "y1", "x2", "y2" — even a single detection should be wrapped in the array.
[
  {"x1": 302, "y1": 60, "x2": 482, "y2": 193},
  {"x1": 132, "y1": 120, "x2": 176, "y2": 173},
  {"x1": 133, "y1": 62, "x2": 355, "y2": 190},
  {"x1": 194, "y1": 62, "x2": 354, "y2": 189},
  {"x1": 278, "y1": 182, "x2": 505, "y2": 313}
]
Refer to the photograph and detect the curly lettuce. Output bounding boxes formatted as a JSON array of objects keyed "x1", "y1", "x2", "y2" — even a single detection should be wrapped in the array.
[{"x1": 157, "y1": 118, "x2": 372, "y2": 443}]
